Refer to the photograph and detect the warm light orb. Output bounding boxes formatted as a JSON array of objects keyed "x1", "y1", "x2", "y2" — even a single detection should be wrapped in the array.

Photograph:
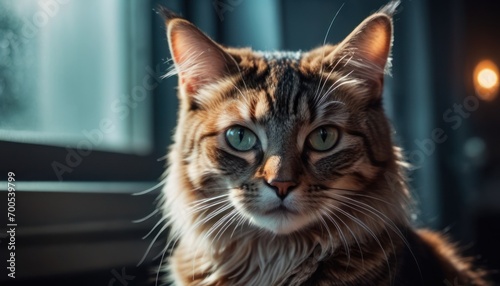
[
  {"x1": 473, "y1": 60, "x2": 499, "y2": 101},
  {"x1": 477, "y1": 68, "x2": 498, "y2": 89}
]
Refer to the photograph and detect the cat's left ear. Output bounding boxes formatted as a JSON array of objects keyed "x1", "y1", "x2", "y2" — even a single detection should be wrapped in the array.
[{"x1": 159, "y1": 7, "x2": 237, "y2": 98}]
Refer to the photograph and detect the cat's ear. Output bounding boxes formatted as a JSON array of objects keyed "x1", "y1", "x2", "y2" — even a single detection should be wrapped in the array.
[
  {"x1": 159, "y1": 7, "x2": 236, "y2": 97},
  {"x1": 310, "y1": 2, "x2": 398, "y2": 98},
  {"x1": 335, "y1": 12, "x2": 394, "y2": 93}
]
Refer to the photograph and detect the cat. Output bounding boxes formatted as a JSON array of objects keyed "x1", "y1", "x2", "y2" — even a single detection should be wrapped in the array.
[{"x1": 158, "y1": 1, "x2": 488, "y2": 285}]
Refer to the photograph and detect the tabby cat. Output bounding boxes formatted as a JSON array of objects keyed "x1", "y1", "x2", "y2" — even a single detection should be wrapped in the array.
[{"x1": 159, "y1": 2, "x2": 488, "y2": 285}]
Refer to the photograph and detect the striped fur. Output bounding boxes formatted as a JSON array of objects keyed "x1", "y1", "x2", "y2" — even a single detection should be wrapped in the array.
[{"x1": 158, "y1": 2, "x2": 488, "y2": 285}]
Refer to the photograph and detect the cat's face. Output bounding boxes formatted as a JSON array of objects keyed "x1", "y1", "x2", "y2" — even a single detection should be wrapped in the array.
[
  {"x1": 209, "y1": 78, "x2": 378, "y2": 234},
  {"x1": 163, "y1": 7, "x2": 402, "y2": 235}
]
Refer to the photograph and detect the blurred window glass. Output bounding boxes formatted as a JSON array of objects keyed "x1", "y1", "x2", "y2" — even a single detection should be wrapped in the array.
[{"x1": 0, "y1": 0, "x2": 152, "y2": 154}]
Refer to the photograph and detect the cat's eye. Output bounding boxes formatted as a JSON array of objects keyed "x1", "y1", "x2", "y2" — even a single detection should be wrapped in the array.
[
  {"x1": 225, "y1": 126, "x2": 258, "y2": 151},
  {"x1": 307, "y1": 126, "x2": 339, "y2": 151}
]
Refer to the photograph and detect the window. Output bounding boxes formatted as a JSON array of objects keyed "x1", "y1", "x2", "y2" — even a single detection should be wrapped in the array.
[
  {"x1": 0, "y1": 1, "x2": 169, "y2": 284},
  {"x1": 0, "y1": 0, "x2": 174, "y2": 182},
  {"x1": 1, "y1": 0, "x2": 153, "y2": 153}
]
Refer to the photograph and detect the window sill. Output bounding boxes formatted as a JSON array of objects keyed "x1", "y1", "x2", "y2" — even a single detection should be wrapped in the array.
[{"x1": 0, "y1": 181, "x2": 166, "y2": 282}]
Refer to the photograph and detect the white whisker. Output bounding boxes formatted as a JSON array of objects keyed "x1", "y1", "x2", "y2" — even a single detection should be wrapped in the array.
[
  {"x1": 137, "y1": 221, "x2": 171, "y2": 267},
  {"x1": 313, "y1": 3, "x2": 346, "y2": 102},
  {"x1": 142, "y1": 216, "x2": 168, "y2": 240},
  {"x1": 132, "y1": 208, "x2": 160, "y2": 223},
  {"x1": 132, "y1": 181, "x2": 166, "y2": 196}
]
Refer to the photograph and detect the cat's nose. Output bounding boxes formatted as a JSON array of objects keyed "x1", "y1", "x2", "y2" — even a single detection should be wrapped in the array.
[{"x1": 268, "y1": 180, "x2": 297, "y2": 200}]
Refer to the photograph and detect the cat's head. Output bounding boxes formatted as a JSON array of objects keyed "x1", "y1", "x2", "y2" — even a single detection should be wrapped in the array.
[{"x1": 162, "y1": 2, "x2": 408, "y2": 237}]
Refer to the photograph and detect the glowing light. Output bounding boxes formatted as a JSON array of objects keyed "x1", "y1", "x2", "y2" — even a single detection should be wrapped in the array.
[
  {"x1": 477, "y1": 68, "x2": 498, "y2": 89},
  {"x1": 473, "y1": 60, "x2": 499, "y2": 101}
]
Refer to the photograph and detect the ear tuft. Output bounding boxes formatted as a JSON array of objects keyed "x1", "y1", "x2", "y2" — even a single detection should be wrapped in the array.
[
  {"x1": 156, "y1": 6, "x2": 182, "y2": 22},
  {"x1": 378, "y1": 0, "x2": 400, "y2": 17}
]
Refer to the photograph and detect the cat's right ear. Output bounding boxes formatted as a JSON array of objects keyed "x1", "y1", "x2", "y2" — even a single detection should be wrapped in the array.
[{"x1": 159, "y1": 7, "x2": 237, "y2": 98}]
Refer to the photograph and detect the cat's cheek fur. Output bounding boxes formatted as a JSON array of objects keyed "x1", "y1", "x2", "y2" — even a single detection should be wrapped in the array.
[{"x1": 330, "y1": 156, "x2": 381, "y2": 190}]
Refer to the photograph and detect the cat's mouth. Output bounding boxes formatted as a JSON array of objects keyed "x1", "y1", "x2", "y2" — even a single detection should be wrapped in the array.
[{"x1": 263, "y1": 204, "x2": 298, "y2": 216}]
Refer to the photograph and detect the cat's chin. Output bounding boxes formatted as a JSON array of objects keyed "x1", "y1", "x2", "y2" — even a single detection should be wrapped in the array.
[{"x1": 248, "y1": 211, "x2": 313, "y2": 235}]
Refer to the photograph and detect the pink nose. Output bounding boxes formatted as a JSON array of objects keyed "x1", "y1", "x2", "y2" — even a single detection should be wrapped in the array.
[{"x1": 268, "y1": 180, "x2": 297, "y2": 199}]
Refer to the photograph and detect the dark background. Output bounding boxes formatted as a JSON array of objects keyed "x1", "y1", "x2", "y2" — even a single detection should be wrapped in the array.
[{"x1": 1, "y1": 0, "x2": 499, "y2": 285}]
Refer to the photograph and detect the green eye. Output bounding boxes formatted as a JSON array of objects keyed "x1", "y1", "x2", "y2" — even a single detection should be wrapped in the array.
[
  {"x1": 225, "y1": 126, "x2": 258, "y2": 151},
  {"x1": 307, "y1": 126, "x2": 339, "y2": 151}
]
